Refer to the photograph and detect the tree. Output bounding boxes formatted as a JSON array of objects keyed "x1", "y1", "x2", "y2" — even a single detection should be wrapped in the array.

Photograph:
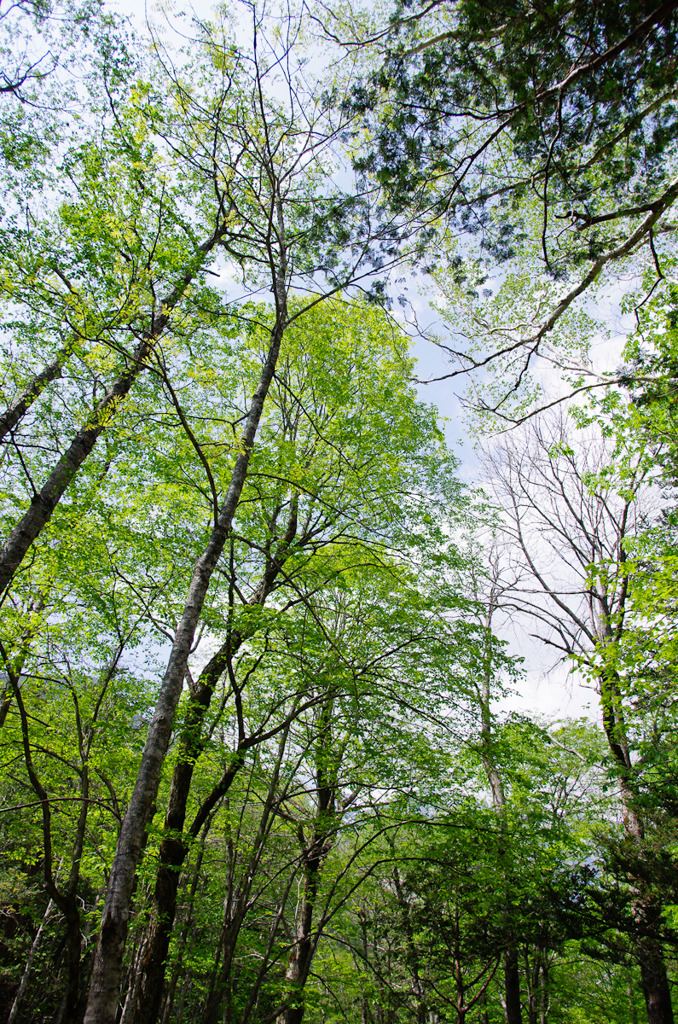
[
  {"x1": 483, "y1": 410, "x2": 677, "y2": 1024},
  {"x1": 322, "y1": 0, "x2": 678, "y2": 410}
]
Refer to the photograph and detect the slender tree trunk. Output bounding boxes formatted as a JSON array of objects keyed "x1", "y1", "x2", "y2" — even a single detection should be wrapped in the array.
[
  {"x1": 359, "y1": 910, "x2": 374, "y2": 1024},
  {"x1": 523, "y1": 950, "x2": 537, "y2": 1024},
  {"x1": 478, "y1": 602, "x2": 522, "y2": 1024},
  {"x1": 453, "y1": 912, "x2": 466, "y2": 1024},
  {"x1": 119, "y1": 932, "x2": 147, "y2": 1024},
  {"x1": 132, "y1": 752, "x2": 244, "y2": 1024},
  {"x1": 203, "y1": 731, "x2": 290, "y2": 1024},
  {"x1": 7, "y1": 898, "x2": 54, "y2": 1024},
  {"x1": 159, "y1": 822, "x2": 210, "y2": 1024},
  {"x1": 276, "y1": 703, "x2": 337, "y2": 1024},
  {"x1": 202, "y1": 897, "x2": 248, "y2": 1024},
  {"x1": 54, "y1": 905, "x2": 85, "y2": 1024},
  {"x1": 275, "y1": 855, "x2": 320, "y2": 1024},
  {"x1": 478, "y1": 989, "x2": 489, "y2": 1024},
  {"x1": 0, "y1": 342, "x2": 73, "y2": 443},
  {"x1": 0, "y1": 686, "x2": 11, "y2": 727},
  {"x1": 0, "y1": 224, "x2": 227, "y2": 598},
  {"x1": 538, "y1": 960, "x2": 548, "y2": 1024},
  {"x1": 600, "y1": 670, "x2": 674, "y2": 1024},
  {"x1": 173, "y1": 977, "x2": 191, "y2": 1024},
  {"x1": 56, "y1": 761, "x2": 93, "y2": 1024}
]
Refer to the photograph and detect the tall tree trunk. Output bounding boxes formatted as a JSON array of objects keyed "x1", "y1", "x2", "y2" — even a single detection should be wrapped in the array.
[
  {"x1": 276, "y1": 699, "x2": 337, "y2": 1024},
  {"x1": 82, "y1": 267, "x2": 288, "y2": 1024},
  {"x1": 478, "y1": 989, "x2": 490, "y2": 1024},
  {"x1": 55, "y1": 906, "x2": 86, "y2": 1024},
  {"x1": 638, "y1": 936, "x2": 675, "y2": 1024},
  {"x1": 132, "y1": 752, "x2": 244, "y2": 1024},
  {"x1": 453, "y1": 908, "x2": 466, "y2": 1024},
  {"x1": 503, "y1": 947, "x2": 522, "y2": 1024},
  {"x1": 538, "y1": 960, "x2": 548, "y2": 1024},
  {"x1": 358, "y1": 909, "x2": 374, "y2": 1024},
  {"x1": 275, "y1": 849, "x2": 322, "y2": 1024},
  {"x1": 203, "y1": 731, "x2": 291, "y2": 1024},
  {"x1": 56, "y1": 760, "x2": 93, "y2": 1024},
  {"x1": 158, "y1": 821, "x2": 210, "y2": 1024}
]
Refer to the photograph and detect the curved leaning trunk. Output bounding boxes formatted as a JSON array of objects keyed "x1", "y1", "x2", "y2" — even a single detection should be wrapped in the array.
[
  {"x1": 0, "y1": 342, "x2": 73, "y2": 444},
  {"x1": 0, "y1": 225, "x2": 228, "y2": 599},
  {"x1": 0, "y1": 333, "x2": 152, "y2": 597},
  {"x1": 82, "y1": 291, "x2": 288, "y2": 1024}
]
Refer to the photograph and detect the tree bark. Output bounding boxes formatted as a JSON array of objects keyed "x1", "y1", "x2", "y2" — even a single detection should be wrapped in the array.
[
  {"x1": 83, "y1": 277, "x2": 288, "y2": 1024},
  {"x1": 275, "y1": 844, "x2": 323, "y2": 1024},
  {"x1": 131, "y1": 750, "x2": 244, "y2": 1024},
  {"x1": 600, "y1": 673, "x2": 674, "y2": 1024},
  {"x1": 538, "y1": 960, "x2": 548, "y2": 1024},
  {"x1": 276, "y1": 698, "x2": 337, "y2": 1024},
  {"x1": 157, "y1": 820, "x2": 210, "y2": 1024},
  {"x1": 503, "y1": 947, "x2": 523, "y2": 1024},
  {"x1": 638, "y1": 935, "x2": 675, "y2": 1024}
]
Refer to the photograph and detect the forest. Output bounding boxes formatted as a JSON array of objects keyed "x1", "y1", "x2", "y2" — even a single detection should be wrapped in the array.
[{"x1": 0, "y1": 1, "x2": 677, "y2": 1023}]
